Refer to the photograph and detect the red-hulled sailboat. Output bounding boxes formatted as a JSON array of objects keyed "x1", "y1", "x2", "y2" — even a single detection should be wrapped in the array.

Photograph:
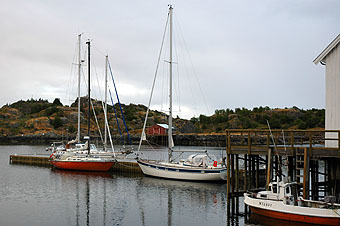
[
  {"x1": 50, "y1": 38, "x2": 115, "y2": 172},
  {"x1": 50, "y1": 151, "x2": 114, "y2": 171},
  {"x1": 244, "y1": 179, "x2": 340, "y2": 225}
]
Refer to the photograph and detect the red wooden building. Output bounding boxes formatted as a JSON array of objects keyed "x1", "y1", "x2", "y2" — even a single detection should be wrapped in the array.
[{"x1": 147, "y1": 124, "x2": 173, "y2": 135}]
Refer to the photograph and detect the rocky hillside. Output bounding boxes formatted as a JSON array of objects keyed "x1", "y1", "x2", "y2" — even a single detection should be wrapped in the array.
[
  {"x1": 0, "y1": 98, "x2": 190, "y2": 138},
  {"x1": 0, "y1": 98, "x2": 325, "y2": 140},
  {"x1": 189, "y1": 106, "x2": 325, "y2": 133}
]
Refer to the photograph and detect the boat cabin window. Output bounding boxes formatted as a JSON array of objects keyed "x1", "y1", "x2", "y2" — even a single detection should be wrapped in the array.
[
  {"x1": 272, "y1": 184, "x2": 277, "y2": 193},
  {"x1": 268, "y1": 185, "x2": 272, "y2": 192},
  {"x1": 285, "y1": 186, "x2": 290, "y2": 195}
]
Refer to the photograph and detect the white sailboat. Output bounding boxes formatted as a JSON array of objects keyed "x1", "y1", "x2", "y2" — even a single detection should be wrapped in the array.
[{"x1": 137, "y1": 5, "x2": 227, "y2": 181}]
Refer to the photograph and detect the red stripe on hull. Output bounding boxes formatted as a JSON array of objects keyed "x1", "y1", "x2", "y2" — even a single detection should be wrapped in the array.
[
  {"x1": 250, "y1": 206, "x2": 340, "y2": 226},
  {"x1": 51, "y1": 161, "x2": 114, "y2": 171}
]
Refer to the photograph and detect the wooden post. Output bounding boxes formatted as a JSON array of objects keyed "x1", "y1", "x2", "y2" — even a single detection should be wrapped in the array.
[
  {"x1": 249, "y1": 155, "x2": 252, "y2": 189},
  {"x1": 227, "y1": 153, "x2": 231, "y2": 199},
  {"x1": 244, "y1": 154, "x2": 248, "y2": 191},
  {"x1": 290, "y1": 131, "x2": 294, "y2": 149},
  {"x1": 303, "y1": 147, "x2": 310, "y2": 199},
  {"x1": 231, "y1": 154, "x2": 235, "y2": 193},
  {"x1": 311, "y1": 160, "x2": 315, "y2": 200},
  {"x1": 235, "y1": 154, "x2": 239, "y2": 192},
  {"x1": 251, "y1": 155, "x2": 256, "y2": 189},
  {"x1": 266, "y1": 148, "x2": 272, "y2": 189},
  {"x1": 248, "y1": 132, "x2": 251, "y2": 155},
  {"x1": 227, "y1": 131, "x2": 231, "y2": 155}
]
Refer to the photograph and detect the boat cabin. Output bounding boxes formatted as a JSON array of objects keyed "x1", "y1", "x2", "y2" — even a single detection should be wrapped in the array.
[
  {"x1": 182, "y1": 154, "x2": 219, "y2": 168},
  {"x1": 257, "y1": 179, "x2": 298, "y2": 205}
]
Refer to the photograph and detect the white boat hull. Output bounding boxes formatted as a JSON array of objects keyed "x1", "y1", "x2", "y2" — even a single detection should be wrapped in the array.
[
  {"x1": 137, "y1": 159, "x2": 227, "y2": 181},
  {"x1": 244, "y1": 193, "x2": 340, "y2": 225}
]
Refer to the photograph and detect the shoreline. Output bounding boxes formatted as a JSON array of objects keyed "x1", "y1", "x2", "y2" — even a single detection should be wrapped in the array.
[{"x1": 0, "y1": 134, "x2": 227, "y2": 147}]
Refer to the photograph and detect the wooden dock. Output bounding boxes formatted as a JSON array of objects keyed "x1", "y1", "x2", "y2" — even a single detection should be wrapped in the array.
[
  {"x1": 10, "y1": 154, "x2": 51, "y2": 166},
  {"x1": 225, "y1": 129, "x2": 340, "y2": 200},
  {"x1": 9, "y1": 154, "x2": 142, "y2": 173}
]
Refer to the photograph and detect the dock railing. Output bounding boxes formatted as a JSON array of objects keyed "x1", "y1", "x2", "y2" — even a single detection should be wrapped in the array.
[{"x1": 226, "y1": 129, "x2": 340, "y2": 157}]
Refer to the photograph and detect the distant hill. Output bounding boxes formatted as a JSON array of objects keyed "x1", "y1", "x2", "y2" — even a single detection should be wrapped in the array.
[
  {"x1": 189, "y1": 106, "x2": 325, "y2": 133},
  {"x1": 0, "y1": 97, "x2": 190, "y2": 138},
  {"x1": 0, "y1": 98, "x2": 325, "y2": 138}
]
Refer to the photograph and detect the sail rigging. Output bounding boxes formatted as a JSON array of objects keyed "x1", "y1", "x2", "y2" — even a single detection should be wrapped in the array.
[{"x1": 136, "y1": 5, "x2": 227, "y2": 181}]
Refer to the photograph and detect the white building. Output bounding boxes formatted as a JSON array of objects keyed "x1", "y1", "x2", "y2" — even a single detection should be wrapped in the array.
[{"x1": 314, "y1": 34, "x2": 340, "y2": 147}]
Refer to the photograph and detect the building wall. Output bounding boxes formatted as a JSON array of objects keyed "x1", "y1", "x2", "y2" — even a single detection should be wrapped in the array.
[
  {"x1": 147, "y1": 125, "x2": 167, "y2": 135},
  {"x1": 325, "y1": 44, "x2": 340, "y2": 147}
]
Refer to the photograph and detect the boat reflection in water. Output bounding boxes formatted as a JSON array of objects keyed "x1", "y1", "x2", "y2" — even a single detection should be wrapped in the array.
[
  {"x1": 247, "y1": 213, "x2": 316, "y2": 226},
  {"x1": 49, "y1": 169, "x2": 242, "y2": 226}
]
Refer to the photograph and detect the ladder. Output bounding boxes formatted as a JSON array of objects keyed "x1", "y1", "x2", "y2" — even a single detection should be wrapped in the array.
[{"x1": 295, "y1": 149, "x2": 304, "y2": 196}]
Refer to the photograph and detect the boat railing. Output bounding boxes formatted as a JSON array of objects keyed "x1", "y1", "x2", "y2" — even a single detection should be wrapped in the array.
[{"x1": 298, "y1": 197, "x2": 340, "y2": 208}]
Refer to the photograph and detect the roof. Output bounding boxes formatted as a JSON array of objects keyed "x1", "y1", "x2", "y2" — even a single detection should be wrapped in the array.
[
  {"x1": 156, "y1": 124, "x2": 175, "y2": 129},
  {"x1": 313, "y1": 34, "x2": 340, "y2": 65}
]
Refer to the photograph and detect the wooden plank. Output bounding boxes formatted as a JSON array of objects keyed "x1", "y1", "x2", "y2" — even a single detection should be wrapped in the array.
[
  {"x1": 266, "y1": 148, "x2": 272, "y2": 189},
  {"x1": 235, "y1": 154, "x2": 239, "y2": 192},
  {"x1": 244, "y1": 154, "x2": 248, "y2": 191},
  {"x1": 303, "y1": 147, "x2": 310, "y2": 199},
  {"x1": 248, "y1": 132, "x2": 251, "y2": 155},
  {"x1": 231, "y1": 154, "x2": 235, "y2": 193},
  {"x1": 227, "y1": 153, "x2": 230, "y2": 198}
]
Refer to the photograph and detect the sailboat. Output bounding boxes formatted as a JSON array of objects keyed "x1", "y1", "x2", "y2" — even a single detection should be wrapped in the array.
[
  {"x1": 137, "y1": 5, "x2": 227, "y2": 181},
  {"x1": 50, "y1": 39, "x2": 115, "y2": 171}
]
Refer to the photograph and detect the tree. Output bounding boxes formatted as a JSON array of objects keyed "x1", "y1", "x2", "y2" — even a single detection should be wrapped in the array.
[
  {"x1": 52, "y1": 98, "x2": 63, "y2": 106},
  {"x1": 51, "y1": 116, "x2": 63, "y2": 129}
]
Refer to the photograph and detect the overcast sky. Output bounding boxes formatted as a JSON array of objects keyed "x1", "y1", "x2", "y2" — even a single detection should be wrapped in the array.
[{"x1": 1, "y1": 0, "x2": 339, "y2": 119}]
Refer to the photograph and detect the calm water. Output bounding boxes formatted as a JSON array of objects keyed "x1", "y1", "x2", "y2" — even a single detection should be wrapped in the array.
[{"x1": 0, "y1": 145, "x2": 296, "y2": 226}]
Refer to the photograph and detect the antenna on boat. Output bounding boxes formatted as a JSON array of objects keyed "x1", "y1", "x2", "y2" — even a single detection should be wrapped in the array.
[{"x1": 266, "y1": 120, "x2": 277, "y2": 151}]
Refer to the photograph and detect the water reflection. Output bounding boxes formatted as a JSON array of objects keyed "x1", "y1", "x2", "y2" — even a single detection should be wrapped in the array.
[
  {"x1": 49, "y1": 169, "x2": 234, "y2": 226},
  {"x1": 247, "y1": 213, "x2": 313, "y2": 226}
]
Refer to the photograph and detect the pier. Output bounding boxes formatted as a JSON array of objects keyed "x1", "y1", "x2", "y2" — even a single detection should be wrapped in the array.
[
  {"x1": 9, "y1": 154, "x2": 142, "y2": 173},
  {"x1": 225, "y1": 129, "x2": 340, "y2": 201}
]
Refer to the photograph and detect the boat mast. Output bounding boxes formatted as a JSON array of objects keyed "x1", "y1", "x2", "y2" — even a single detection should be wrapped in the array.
[
  {"x1": 104, "y1": 55, "x2": 108, "y2": 151},
  {"x1": 168, "y1": 5, "x2": 173, "y2": 162},
  {"x1": 77, "y1": 34, "x2": 81, "y2": 143},
  {"x1": 86, "y1": 40, "x2": 91, "y2": 155}
]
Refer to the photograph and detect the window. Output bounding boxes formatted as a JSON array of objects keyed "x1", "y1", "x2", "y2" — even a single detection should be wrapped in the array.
[
  {"x1": 273, "y1": 184, "x2": 277, "y2": 193},
  {"x1": 286, "y1": 187, "x2": 290, "y2": 195}
]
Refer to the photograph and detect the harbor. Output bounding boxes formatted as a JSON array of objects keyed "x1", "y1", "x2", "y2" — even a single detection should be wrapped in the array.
[
  {"x1": 2, "y1": 145, "x2": 235, "y2": 226},
  {"x1": 5, "y1": 130, "x2": 340, "y2": 226},
  {"x1": 1, "y1": 0, "x2": 340, "y2": 225}
]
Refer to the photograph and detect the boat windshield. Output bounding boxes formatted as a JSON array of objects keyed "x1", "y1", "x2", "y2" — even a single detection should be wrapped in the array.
[{"x1": 90, "y1": 144, "x2": 97, "y2": 151}]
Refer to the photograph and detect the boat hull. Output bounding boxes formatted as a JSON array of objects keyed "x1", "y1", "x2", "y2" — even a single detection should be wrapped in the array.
[
  {"x1": 50, "y1": 160, "x2": 115, "y2": 172},
  {"x1": 244, "y1": 194, "x2": 340, "y2": 226},
  {"x1": 137, "y1": 159, "x2": 227, "y2": 181}
]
